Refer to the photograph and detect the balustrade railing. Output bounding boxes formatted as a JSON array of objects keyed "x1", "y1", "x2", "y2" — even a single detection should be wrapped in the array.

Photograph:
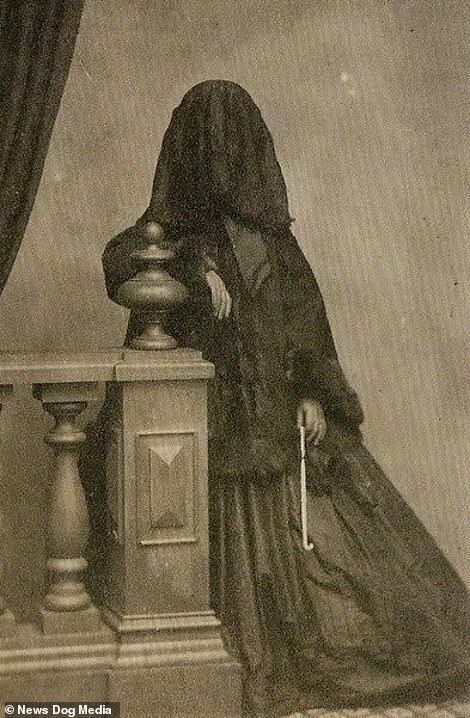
[
  {"x1": 0, "y1": 349, "x2": 240, "y2": 714},
  {"x1": 0, "y1": 353, "x2": 118, "y2": 637},
  {"x1": 0, "y1": 223, "x2": 241, "y2": 716}
]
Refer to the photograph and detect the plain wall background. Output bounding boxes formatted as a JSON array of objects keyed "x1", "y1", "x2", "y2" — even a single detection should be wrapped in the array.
[{"x1": 0, "y1": 0, "x2": 468, "y2": 621}]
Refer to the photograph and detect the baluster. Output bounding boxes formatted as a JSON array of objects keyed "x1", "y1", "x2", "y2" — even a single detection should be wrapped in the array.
[
  {"x1": 33, "y1": 383, "x2": 103, "y2": 634},
  {"x1": 0, "y1": 384, "x2": 16, "y2": 639}
]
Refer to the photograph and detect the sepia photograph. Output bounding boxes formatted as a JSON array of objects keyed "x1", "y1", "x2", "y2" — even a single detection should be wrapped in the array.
[{"x1": 0, "y1": 2, "x2": 468, "y2": 717}]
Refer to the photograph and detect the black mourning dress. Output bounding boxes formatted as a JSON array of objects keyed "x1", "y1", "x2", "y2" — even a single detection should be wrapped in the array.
[{"x1": 85, "y1": 81, "x2": 470, "y2": 717}]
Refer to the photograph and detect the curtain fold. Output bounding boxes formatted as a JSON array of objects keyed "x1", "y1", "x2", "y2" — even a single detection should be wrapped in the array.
[{"x1": 0, "y1": 0, "x2": 85, "y2": 294}]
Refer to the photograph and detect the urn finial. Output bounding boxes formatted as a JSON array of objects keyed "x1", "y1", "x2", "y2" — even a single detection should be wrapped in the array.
[{"x1": 115, "y1": 222, "x2": 189, "y2": 350}]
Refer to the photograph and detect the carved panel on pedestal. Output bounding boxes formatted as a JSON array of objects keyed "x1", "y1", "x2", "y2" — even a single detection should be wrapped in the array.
[{"x1": 136, "y1": 431, "x2": 197, "y2": 545}]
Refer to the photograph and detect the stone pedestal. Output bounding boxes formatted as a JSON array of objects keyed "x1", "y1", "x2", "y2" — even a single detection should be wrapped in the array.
[{"x1": 101, "y1": 349, "x2": 242, "y2": 716}]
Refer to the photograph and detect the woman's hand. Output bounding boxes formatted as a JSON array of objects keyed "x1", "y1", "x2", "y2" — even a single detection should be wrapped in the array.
[
  {"x1": 206, "y1": 270, "x2": 232, "y2": 319},
  {"x1": 297, "y1": 399, "x2": 327, "y2": 445}
]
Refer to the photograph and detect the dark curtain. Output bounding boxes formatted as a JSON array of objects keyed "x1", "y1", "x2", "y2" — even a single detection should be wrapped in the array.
[{"x1": 0, "y1": 0, "x2": 85, "y2": 294}]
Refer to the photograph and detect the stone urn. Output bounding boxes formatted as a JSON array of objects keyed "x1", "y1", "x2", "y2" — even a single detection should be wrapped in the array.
[{"x1": 116, "y1": 222, "x2": 189, "y2": 350}]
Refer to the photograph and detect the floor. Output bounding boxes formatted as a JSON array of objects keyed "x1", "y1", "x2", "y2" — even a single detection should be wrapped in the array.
[{"x1": 284, "y1": 698, "x2": 470, "y2": 717}]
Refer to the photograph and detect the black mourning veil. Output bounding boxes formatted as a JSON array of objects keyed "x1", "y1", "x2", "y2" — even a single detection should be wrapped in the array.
[{"x1": 140, "y1": 80, "x2": 293, "y2": 231}]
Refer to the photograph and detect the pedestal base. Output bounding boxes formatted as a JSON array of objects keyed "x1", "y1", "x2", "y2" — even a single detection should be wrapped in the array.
[{"x1": 98, "y1": 608, "x2": 243, "y2": 715}]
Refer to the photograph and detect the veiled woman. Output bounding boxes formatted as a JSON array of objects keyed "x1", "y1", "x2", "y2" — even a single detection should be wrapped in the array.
[{"x1": 88, "y1": 81, "x2": 469, "y2": 717}]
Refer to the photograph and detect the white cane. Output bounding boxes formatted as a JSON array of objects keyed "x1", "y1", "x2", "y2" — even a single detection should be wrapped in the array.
[{"x1": 300, "y1": 425, "x2": 314, "y2": 551}]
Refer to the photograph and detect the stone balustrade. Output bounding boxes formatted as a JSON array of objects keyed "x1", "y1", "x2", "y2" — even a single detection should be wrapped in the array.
[
  {"x1": 0, "y1": 349, "x2": 241, "y2": 717},
  {"x1": 0, "y1": 351, "x2": 120, "y2": 640}
]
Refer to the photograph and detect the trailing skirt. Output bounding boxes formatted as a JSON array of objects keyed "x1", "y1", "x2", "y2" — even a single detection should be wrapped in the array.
[
  {"x1": 89, "y1": 222, "x2": 469, "y2": 717},
  {"x1": 80, "y1": 359, "x2": 470, "y2": 718},
  {"x1": 207, "y1": 424, "x2": 470, "y2": 717}
]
